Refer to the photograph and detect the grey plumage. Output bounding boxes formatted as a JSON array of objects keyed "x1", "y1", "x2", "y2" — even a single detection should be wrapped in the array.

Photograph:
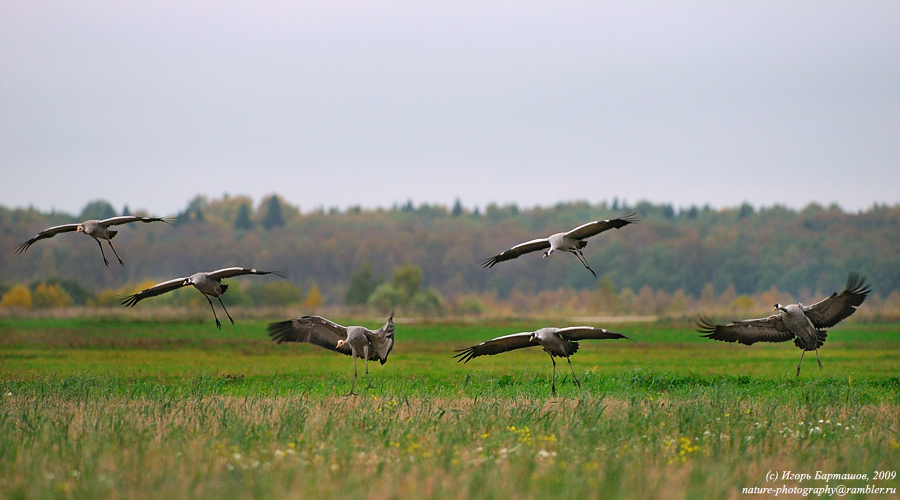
[
  {"x1": 454, "y1": 326, "x2": 630, "y2": 395},
  {"x1": 268, "y1": 313, "x2": 395, "y2": 395},
  {"x1": 15, "y1": 215, "x2": 175, "y2": 267},
  {"x1": 480, "y1": 212, "x2": 639, "y2": 277},
  {"x1": 698, "y1": 273, "x2": 870, "y2": 376}
]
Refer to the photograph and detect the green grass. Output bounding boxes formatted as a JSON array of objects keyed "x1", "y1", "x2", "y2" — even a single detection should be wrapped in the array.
[{"x1": 1, "y1": 317, "x2": 898, "y2": 499}]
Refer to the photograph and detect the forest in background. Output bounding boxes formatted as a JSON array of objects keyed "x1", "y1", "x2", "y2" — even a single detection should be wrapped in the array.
[{"x1": 1, "y1": 196, "x2": 898, "y2": 317}]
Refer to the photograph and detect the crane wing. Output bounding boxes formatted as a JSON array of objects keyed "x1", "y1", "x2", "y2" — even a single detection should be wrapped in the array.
[
  {"x1": 207, "y1": 267, "x2": 286, "y2": 281},
  {"x1": 453, "y1": 332, "x2": 538, "y2": 363},
  {"x1": 267, "y1": 315, "x2": 352, "y2": 355},
  {"x1": 480, "y1": 238, "x2": 551, "y2": 268},
  {"x1": 365, "y1": 314, "x2": 395, "y2": 364},
  {"x1": 121, "y1": 276, "x2": 189, "y2": 307},
  {"x1": 14, "y1": 223, "x2": 81, "y2": 254},
  {"x1": 801, "y1": 273, "x2": 870, "y2": 329},
  {"x1": 99, "y1": 215, "x2": 177, "y2": 227},
  {"x1": 564, "y1": 212, "x2": 640, "y2": 240},
  {"x1": 556, "y1": 326, "x2": 631, "y2": 341},
  {"x1": 697, "y1": 315, "x2": 794, "y2": 345}
]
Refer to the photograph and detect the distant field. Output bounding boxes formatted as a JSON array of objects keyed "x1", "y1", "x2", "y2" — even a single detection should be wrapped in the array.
[
  {"x1": 1, "y1": 317, "x2": 898, "y2": 499},
  {"x1": 2, "y1": 316, "x2": 898, "y2": 381}
]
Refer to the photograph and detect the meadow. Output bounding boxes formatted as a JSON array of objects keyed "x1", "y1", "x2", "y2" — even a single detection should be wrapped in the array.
[{"x1": 1, "y1": 315, "x2": 898, "y2": 499}]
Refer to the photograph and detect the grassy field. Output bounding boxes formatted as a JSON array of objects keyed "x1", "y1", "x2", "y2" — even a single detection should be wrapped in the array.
[{"x1": 1, "y1": 315, "x2": 898, "y2": 499}]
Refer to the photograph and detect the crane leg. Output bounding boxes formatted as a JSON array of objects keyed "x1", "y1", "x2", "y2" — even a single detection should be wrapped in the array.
[
  {"x1": 106, "y1": 240, "x2": 125, "y2": 266},
  {"x1": 566, "y1": 357, "x2": 583, "y2": 389},
  {"x1": 217, "y1": 296, "x2": 236, "y2": 325},
  {"x1": 571, "y1": 249, "x2": 597, "y2": 278},
  {"x1": 814, "y1": 348, "x2": 823, "y2": 369},
  {"x1": 346, "y1": 355, "x2": 358, "y2": 396},
  {"x1": 795, "y1": 350, "x2": 806, "y2": 377},
  {"x1": 549, "y1": 355, "x2": 557, "y2": 397},
  {"x1": 95, "y1": 239, "x2": 110, "y2": 267},
  {"x1": 365, "y1": 348, "x2": 375, "y2": 389},
  {"x1": 205, "y1": 296, "x2": 222, "y2": 329}
]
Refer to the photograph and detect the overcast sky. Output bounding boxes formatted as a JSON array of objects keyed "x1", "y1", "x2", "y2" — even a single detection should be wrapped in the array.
[{"x1": 2, "y1": 1, "x2": 898, "y2": 216}]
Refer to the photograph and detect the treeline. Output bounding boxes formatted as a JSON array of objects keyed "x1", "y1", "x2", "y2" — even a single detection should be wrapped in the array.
[{"x1": 1, "y1": 196, "x2": 898, "y2": 312}]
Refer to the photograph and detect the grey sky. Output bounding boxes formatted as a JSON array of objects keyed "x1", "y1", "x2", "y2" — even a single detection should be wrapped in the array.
[{"x1": 2, "y1": 1, "x2": 898, "y2": 215}]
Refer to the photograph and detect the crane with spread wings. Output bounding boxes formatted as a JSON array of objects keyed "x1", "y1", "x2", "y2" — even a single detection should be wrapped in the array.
[
  {"x1": 480, "y1": 212, "x2": 639, "y2": 277},
  {"x1": 268, "y1": 313, "x2": 395, "y2": 396},
  {"x1": 698, "y1": 273, "x2": 870, "y2": 376},
  {"x1": 16, "y1": 215, "x2": 175, "y2": 267},
  {"x1": 455, "y1": 325, "x2": 631, "y2": 396}
]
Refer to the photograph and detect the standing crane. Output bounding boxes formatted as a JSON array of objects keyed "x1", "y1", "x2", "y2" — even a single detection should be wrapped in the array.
[{"x1": 268, "y1": 314, "x2": 395, "y2": 396}]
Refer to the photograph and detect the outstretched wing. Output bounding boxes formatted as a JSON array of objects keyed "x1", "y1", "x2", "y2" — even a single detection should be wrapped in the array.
[
  {"x1": 366, "y1": 314, "x2": 395, "y2": 364},
  {"x1": 121, "y1": 276, "x2": 189, "y2": 307},
  {"x1": 564, "y1": 212, "x2": 640, "y2": 240},
  {"x1": 15, "y1": 223, "x2": 81, "y2": 254},
  {"x1": 453, "y1": 332, "x2": 538, "y2": 363},
  {"x1": 696, "y1": 315, "x2": 794, "y2": 345},
  {"x1": 267, "y1": 315, "x2": 352, "y2": 355},
  {"x1": 802, "y1": 273, "x2": 871, "y2": 329},
  {"x1": 480, "y1": 238, "x2": 551, "y2": 268},
  {"x1": 207, "y1": 267, "x2": 287, "y2": 281},
  {"x1": 100, "y1": 215, "x2": 177, "y2": 227},
  {"x1": 556, "y1": 326, "x2": 631, "y2": 341}
]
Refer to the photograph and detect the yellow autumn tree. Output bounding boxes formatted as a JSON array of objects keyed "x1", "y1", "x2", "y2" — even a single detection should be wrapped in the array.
[
  {"x1": 303, "y1": 283, "x2": 324, "y2": 308},
  {"x1": 1, "y1": 285, "x2": 33, "y2": 308},
  {"x1": 33, "y1": 283, "x2": 72, "y2": 308}
]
